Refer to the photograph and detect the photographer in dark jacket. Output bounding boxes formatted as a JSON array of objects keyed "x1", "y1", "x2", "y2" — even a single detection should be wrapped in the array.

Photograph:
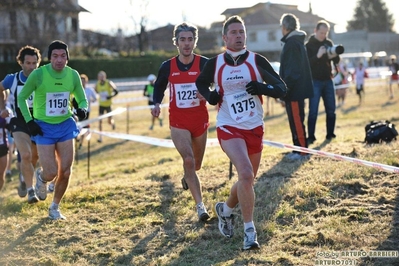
[
  {"x1": 279, "y1": 13, "x2": 313, "y2": 160},
  {"x1": 306, "y1": 20, "x2": 340, "y2": 144}
]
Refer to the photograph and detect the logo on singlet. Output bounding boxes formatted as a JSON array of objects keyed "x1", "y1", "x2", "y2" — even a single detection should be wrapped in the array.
[
  {"x1": 55, "y1": 83, "x2": 63, "y2": 85},
  {"x1": 230, "y1": 69, "x2": 241, "y2": 74},
  {"x1": 227, "y1": 75, "x2": 244, "y2": 80},
  {"x1": 171, "y1": 72, "x2": 180, "y2": 76}
]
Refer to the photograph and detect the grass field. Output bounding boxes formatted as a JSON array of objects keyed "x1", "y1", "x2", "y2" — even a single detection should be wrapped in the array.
[{"x1": 0, "y1": 78, "x2": 399, "y2": 266}]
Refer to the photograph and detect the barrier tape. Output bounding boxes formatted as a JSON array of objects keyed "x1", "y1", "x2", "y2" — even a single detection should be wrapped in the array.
[
  {"x1": 77, "y1": 102, "x2": 399, "y2": 174},
  {"x1": 76, "y1": 104, "x2": 169, "y2": 128},
  {"x1": 86, "y1": 129, "x2": 399, "y2": 174},
  {"x1": 264, "y1": 140, "x2": 399, "y2": 174},
  {"x1": 77, "y1": 107, "x2": 127, "y2": 128},
  {"x1": 91, "y1": 130, "x2": 220, "y2": 148}
]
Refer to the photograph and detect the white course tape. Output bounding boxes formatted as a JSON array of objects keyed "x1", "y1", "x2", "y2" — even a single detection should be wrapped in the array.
[
  {"x1": 77, "y1": 104, "x2": 170, "y2": 128},
  {"x1": 91, "y1": 130, "x2": 220, "y2": 148},
  {"x1": 89, "y1": 130, "x2": 399, "y2": 173},
  {"x1": 126, "y1": 103, "x2": 169, "y2": 111},
  {"x1": 79, "y1": 104, "x2": 399, "y2": 174},
  {"x1": 264, "y1": 140, "x2": 399, "y2": 174},
  {"x1": 77, "y1": 107, "x2": 127, "y2": 128},
  {"x1": 334, "y1": 84, "x2": 350, "y2": 89}
]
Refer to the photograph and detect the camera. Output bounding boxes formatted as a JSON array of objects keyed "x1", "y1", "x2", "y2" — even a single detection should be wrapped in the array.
[{"x1": 325, "y1": 44, "x2": 344, "y2": 57}]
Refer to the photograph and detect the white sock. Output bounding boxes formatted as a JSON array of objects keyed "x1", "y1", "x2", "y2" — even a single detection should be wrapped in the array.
[
  {"x1": 196, "y1": 202, "x2": 204, "y2": 209},
  {"x1": 223, "y1": 202, "x2": 234, "y2": 217},
  {"x1": 244, "y1": 221, "x2": 255, "y2": 231}
]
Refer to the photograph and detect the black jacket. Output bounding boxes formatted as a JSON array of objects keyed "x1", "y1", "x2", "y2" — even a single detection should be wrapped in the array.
[
  {"x1": 305, "y1": 35, "x2": 340, "y2": 81},
  {"x1": 280, "y1": 30, "x2": 313, "y2": 101}
]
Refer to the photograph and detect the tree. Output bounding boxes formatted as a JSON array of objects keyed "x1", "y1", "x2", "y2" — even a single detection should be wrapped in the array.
[
  {"x1": 347, "y1": 0, "x2": 395, "y2": 32},
  {"x1": 128, "y1": 0, "x2": 150, "y2": 54}
]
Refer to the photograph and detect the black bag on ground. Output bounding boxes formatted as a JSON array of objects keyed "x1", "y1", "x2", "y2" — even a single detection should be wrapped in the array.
[{"x1": 364, "y1": 120, "x2": 398, "y2": 144}]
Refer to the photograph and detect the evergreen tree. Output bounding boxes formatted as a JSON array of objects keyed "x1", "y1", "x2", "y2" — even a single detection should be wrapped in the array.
[{"x1": 347, "y1": 0, "x2": 394, "y2": 32}]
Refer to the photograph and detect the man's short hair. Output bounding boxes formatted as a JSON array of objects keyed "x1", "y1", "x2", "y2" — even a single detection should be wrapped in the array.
[
  {"x1": 316, "y1": 20, "x2": 330, "y2": 30},
  {"x1": 172, "y1": 22, "x2": 198, "y2": 46},
  {"x1": 222, "y1": 15, "x2": 245, "y2": 35},
  {"x1": 16, "y1": 45, "x2": 41, "y2": 65},
  {"x1": 48, "y1": 40, "x2": 69, "y2": 60},
  {"x1": 280, "y1": 13, "x2": 300, "y2": 31},
  {"x1": 80, "y1": 74, "x2": 89, "y2": 82}
]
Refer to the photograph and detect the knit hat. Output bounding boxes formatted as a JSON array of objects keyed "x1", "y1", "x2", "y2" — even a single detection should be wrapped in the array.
[{"x1": 47, "y1": 40, "x2": 69, "y2": 60}]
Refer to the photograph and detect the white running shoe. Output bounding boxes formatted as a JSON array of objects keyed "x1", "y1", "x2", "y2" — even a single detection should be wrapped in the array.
[
  {"x1": 27, "y1": 189, "x2": 39, "y2": 204},
  {"x1": 18, "y1": 173, "x2": 27, "y2": 198},
  {"x1": 35, "y1": 168, "x2": 47, "y2": 200},
  {"x1": 48, "y1": 206, "x2": 66, "y2": 220},
  {"x1": 243, "y1": 227, "x2": 260, "y2": 250},
  {"x1": 215, "y1": 202, "x2": 234, "y2": 238},
  {"x1": 197, "y1": 203, "x2": 210, "y2": 222}
]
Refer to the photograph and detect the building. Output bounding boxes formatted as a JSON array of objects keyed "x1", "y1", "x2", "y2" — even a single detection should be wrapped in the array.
[
  {"x1": 0, "y1": 0, "x2": 88, "y2": 62},
  {"x1": 208, "y1": 2, "x2": 332, "y2": 60}
]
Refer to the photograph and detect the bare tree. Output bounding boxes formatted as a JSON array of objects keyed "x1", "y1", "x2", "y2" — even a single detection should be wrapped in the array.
[{"x1": 128, "y1": 0, "x2": 150, "y2": 54}]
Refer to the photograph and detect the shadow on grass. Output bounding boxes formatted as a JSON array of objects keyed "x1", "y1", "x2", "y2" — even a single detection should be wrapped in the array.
[
  {"x1": 0, "y1": 219, "x2": 47, "y2": 255},
  {"x1": 74, "y1": 139, "x2": 129, "y2": 162},
  {"x1": 358, "y1": 189, "x2": 399, "y2": 266},
  {"x1": 250, "y1": 139, "x2": 332, "y2": 263},
  {"x1": 108, "y1": 175, "x2": 244, "y2": 265},
  {"x1": 340, "y1": 104, "x2": 359, "y2": 114},
  {"x1": 263, "y1": 111, "x2": 286, "y2": 122}
]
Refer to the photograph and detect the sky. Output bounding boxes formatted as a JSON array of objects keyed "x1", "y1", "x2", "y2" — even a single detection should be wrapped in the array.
[{"x1": 78, "y1": 0, "x2": 398, "y2": 35}]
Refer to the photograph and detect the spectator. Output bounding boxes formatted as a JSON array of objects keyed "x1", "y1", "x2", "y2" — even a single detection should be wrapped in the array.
[
  {"x1": 388, "y1": 55, "x2": 399, "y2": 99},
  {"x1": 279, "y1": 13, "x2": 313, "y2": 160},
  {"x1": 306, "y1": 20, "x2": 340, "y2": 144}
]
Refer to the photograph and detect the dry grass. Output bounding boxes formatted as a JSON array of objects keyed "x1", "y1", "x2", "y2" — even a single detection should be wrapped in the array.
[{"x1": 1, "y1": 80, "x2": 399, "y2": 266}]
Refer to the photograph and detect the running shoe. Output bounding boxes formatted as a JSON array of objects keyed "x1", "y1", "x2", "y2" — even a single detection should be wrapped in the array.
[
  {"x1": 27, "y1": 189, "x2": 39, "y2": 204},
  {"x1": 243, "y1": 227, "x2": 260, "y2": 250},
  {"x1": 215, "y1": 202, "x2": 234, "y2": 238},
  {"x1": 197, "y1": 203, "x2": 210, "y2": 222},
  {"x1": 17, "y1": 174, "x2": 27, "y2": 198},
  {"x1": 47, "y1": 182, "x2": 55, "y2": 193},
  {"x1": 48, "y1": 206, "x2": 66, "y2": 220},
  {"x1": 6, "y1": 170, "x2": 12, "y2": 182},
  {"x1": 35, "y1": 168, "x2": 47, "y2": 200}
]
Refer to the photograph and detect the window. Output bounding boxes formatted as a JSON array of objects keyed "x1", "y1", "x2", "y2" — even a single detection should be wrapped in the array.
[
  {"x1": 268, "y1": 31, "x2": 276, "y2": 41},
  {"x1": 29, "y1": 12, "x2": 39, "y2": 32},
  {"x1": 10, "y1": 11, "x2": 16, "y2": 39},
  {"x1": 66, "y1": 17, "x2": 72, "y2": 32},
  {"x1": 249, "y1": 32, "x2": 257, "y2": 42},
  {"x1": 72, "y1": 18, "x2": 78, "y2": 32}
]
